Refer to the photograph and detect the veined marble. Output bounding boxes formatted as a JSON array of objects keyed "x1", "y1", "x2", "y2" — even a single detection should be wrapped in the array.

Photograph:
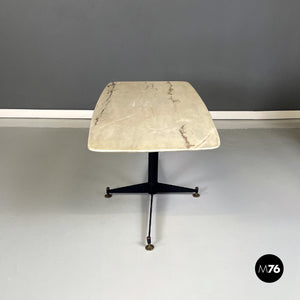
[{"x1": 88, "y1": 81, "x2": 220, "y2": 152}]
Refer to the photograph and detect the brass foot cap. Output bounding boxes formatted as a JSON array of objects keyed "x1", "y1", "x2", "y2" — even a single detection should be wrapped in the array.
[
  {"x1": 193, "y1": 193, "x2": 200, "y2": 198},
  {"x1": 105, "y1": 194, "x2": 112, "y2": 198},
  {"x1": 145, "y1": 244, "x2": 154, "y2": 251}
]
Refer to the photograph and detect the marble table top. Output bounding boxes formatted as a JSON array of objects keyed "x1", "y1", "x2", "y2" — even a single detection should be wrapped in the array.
[{"x1": 88, "y1": 81, "x2": 220, "y2": 152}]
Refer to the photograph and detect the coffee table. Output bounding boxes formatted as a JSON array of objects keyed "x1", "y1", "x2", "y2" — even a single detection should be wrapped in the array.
[{"x1": 88, "y1": 81, "x2": 220, "y2": 250}]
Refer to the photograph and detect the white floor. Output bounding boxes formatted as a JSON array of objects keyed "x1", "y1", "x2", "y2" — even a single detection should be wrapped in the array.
[{"x1": 0, "y1": 122, "x2": 299, "y2": 300}]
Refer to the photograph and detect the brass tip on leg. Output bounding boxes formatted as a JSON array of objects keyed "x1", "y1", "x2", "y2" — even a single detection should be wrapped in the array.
[
  {"x1": 145, "y1": 244, "x2": 154, "y2": 251},
  {"x1": 145, "y1": 236, "x2": 154, "y2": 251},
  {"x1": 105, "y1": 187, "x2": 112, "y2": 198},
  {"x1": 193, "y1": 186, "x2": 200, "y2": 198}
]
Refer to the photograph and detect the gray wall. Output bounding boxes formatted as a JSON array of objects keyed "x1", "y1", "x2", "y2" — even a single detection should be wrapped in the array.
[{"x1": 1, "y1": 0, "x2": 300, "y2": 110}]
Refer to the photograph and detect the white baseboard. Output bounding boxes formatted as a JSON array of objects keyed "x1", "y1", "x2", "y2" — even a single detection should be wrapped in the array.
[
  {"x1": 211, "y1": 110, "x2": 300, "y2": 119},
  {"x1": 0, "y1": 109, "x2": 299, "y2": 119},
  {"x1": 0, "y1": 109, "x2": 92, "y2": 119},
  {"x1": 1, "y1": 118, "x2": 299, "y2": 129}
]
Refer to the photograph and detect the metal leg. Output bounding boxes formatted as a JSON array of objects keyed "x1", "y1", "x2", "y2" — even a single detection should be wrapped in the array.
[
  {"x1": 145, "y1": 193, "x2": 155, "y2": 251},
  {"x1": 157, "y1": 182, "x2": 199, "y2": 197},
  {"x1": 105, "y1": 183, "x2": 148, "y2": 197}
]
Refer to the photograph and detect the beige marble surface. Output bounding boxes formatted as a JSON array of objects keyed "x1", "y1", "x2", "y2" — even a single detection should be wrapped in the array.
[{"x1": 88, "y1": 81, "x2": 220, "y2": 152}]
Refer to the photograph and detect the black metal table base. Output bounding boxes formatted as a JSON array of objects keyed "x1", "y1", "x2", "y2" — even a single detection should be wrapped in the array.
[
  {"x1": 105, "y1": 182, "x2": 199, "y2": 196},
  {"x1": 104, "y1": 152, "x2": 200, "y2": 250}
]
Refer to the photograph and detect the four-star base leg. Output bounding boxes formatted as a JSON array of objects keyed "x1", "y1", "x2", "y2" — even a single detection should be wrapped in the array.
[
  {"x1": 104, "y1": 152, "x2": 200, "y2": 250},
  {"x1": 105, "y1": 183, "x2": 199, "y2": 197}
]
